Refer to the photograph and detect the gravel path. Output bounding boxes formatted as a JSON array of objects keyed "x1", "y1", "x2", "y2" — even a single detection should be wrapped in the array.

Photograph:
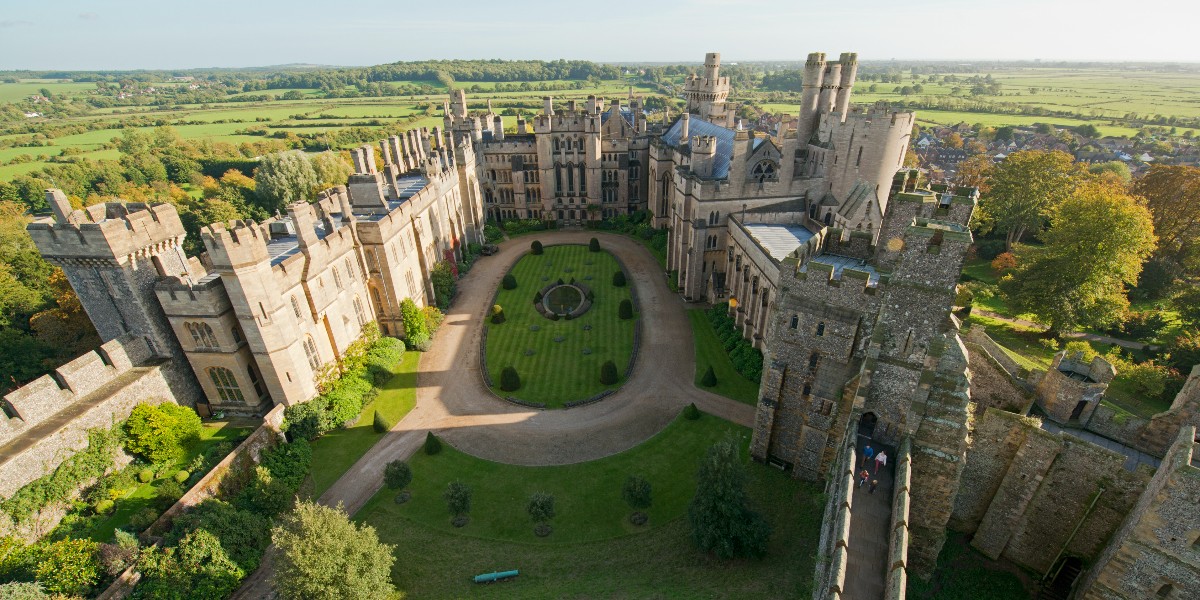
[{"x1": 232, "y1": 231, "x2": 755, "y2": 598}]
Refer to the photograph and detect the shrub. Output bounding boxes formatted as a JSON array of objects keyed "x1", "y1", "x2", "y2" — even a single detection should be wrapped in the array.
[
  {"x1": 137, "y1": 527, "x2": 245, "y2": 600},
  {"x1": 684, "y1": 403, "x2": 701, "y2": 420},
  {"x1": 1062, "y1": 341, "x2": 1099, "y2": 362},
  {"x1": 622, "y1": 476, "x2": 652, "y2": 511},
  {"x1": 98, "y1": 530, "x2": 139, "y2": 577},
  {"x1": 271, "y1": 501, "x2": 396, "y2": 600},
  {"x1": 422, "y1": 306, "x2": 445, "y2": 334},
  {"x1": 612, "y1": 270, "x2": 626, "y2": 287},
  {"x1": 424, "y1": 432, "x2": 442, "y2": 455},
  {"x1": 526, "y1": 492, "x2": 555, "y2": 523},
  {"x1": 124, "y1": 403, "x2": 202, "y2": 464},
  {"x1": 430, "y1": 261, "x2": 457, "y2": 310},
  {"x1": 502, "y1": 273, "x2": 517, "y2": 289},
  {"x1": 700, "y1": 365, "x2": 718, "y2": 387},
  {"x1": 372, "y1": 410, "x2": 392, "y2": 433},
  {"x1": 619, "y1": 299, "x2": 633, "y2": 320},
  {"x1": 534, "y1": 291, "x2": 544, "y2": 303},
  {"x1": 990, "y1": 252, "x2": 1018, "y2": 273},
  {"x1": 600, "y1": 360, "x2": 618, "y2": 385},
  {"x1": 128, "y1": 507, "x2": 160, "y2": 532},
  {"x1": 589, "y1": 237, "x2": 600, "y2": 252},
  {"x1": 531, "y1": 240, "x2": 543, "y2": 255},
  {"x1": 400, "y1": 298, "x2": 431, "y2": 352},
  {"x1": 93, "y1": 499, "x2": 115, "y2": 515},
  {"x1": 500, "y1": 366, "x2": 521, "y2": 392},
  {"x1": 384, "y1": 461, "x2": 412, "y2": 490},
  {"x1": 174, "y1": 470, "x2": 191, "y2": 484},
  {"x1": 491, "y1": 304, "x2": 506, "y2": 324},
  {"x1": 975, "y1": 238, "x2": 1006, "y2": 260},
  {"x1": 138, "y1": 468, "x2": 154, "y2": 483},
  {"x1": 33, "y1": 538, "x2": 100, "y2": 595},
  {"x1": 0, "y1": 583, "x2": 49, "y2": 599},
  {"x1": 444, "y1": 481, "x2": 471, "y2": 517}
]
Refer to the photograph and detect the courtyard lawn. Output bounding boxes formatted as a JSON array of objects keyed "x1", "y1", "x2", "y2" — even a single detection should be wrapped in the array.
[
  {"x1": 307, "y1": 351, "x2": 421, "y2": 498},
  {"x1": 357, "y1": 412, "x2": 824, "y2": 598},
  {"x1": 485, "y1": 244, "x2": 637, "y2": 407},
  {"x1": 688, "y1": 309, "x2": 760, "y2": 405}
]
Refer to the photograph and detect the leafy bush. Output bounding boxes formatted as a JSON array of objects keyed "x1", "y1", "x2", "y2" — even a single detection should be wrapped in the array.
[
  {"x1": 33, "y1": 538, "x2": 101, "y2": 596},
  {"x1": 270, "y1": 501, "x2": 395, "y2": 600},
  {"x1": 589, "y1": 237, "x2": 600, "y2": 252},
  {"x1": 619, "y1": 299, "x2": 635, "y2": 321},
  {"x1": 400, "y1": 298, "x2": 431, "y2": 351},
  {"x1": 990, "y1": 252, "x2": 1017, "y2": 273},
  {"x1": 98, "y1": 530, "x2": 139, "y2": 577},
  {"x1": 502, "y1": 273, "x2": 517, "y2": 289},
  {"x1": 444, "y1": 482, "x2": 471, "y2": 517},
  {"x1": 124, "y1": 403, "x2": 202, "y2": 464},
  {"x1": 527, "y1": 492, "x2": 555, "y2": 523},
  {"x1": 1166, "y1": 329, "x2": 1200, "y2": 372},
  {"x1": 683, "y1": 403, "x2": 701, "y2": 420},
  {"x1": 612, "y1": 270, "x2": 626, "y2": 287},
  {"x1": 1062, "y1": 341, "x2": 1099, "y2": 362},
  {"x1": 1106, "y1": 310, "x2": 1170, "y2": 341},
  {"x1": 128, "y1": 508, "x2": 160, "y2": 532},
  {"x1": 500, "y1": 366, "x2": 521, "y2": 391},
  {"x1": 621, "y1": 476, "x2": 652, "y2": 511},
  {"x1": 372, "y1": 410, "x2": 392, "y2": 433},
  {"x1": 701, "y1": 366, "x2": 718, "y2": 387},
  {"x1": 491, "y1": 304, "x2": 506, "y2": 324},
  {"x1": 424, "y1": 432, "x2": 442, "y2": 455},
  {"x1": 530, "y1": 240, "x2": 543, "y2": 255},
  {"x1": 974, "y1": 238, "x2": 1007, "y2": 260},
  {"x1": 384, "y1": 461, "x2": 412, "y2": 490},
  {"x1": 284, "y1": 333, "x2": 402, "y2": 441},
  {"x1": 174, "y1": 470, "x2": 190, "y2": 484},
  {"x1": 600, "y1": 360, "x2": 618, "y2": 385},
  {"x1": 0, "y1": 582, "x2": 50, "y2": 599},
  {"x1": 705, "y1": 304, "x2": 764, "y2": 382},
  {"x1": 135, "y1": 528, "x2": 245, "y2": 600},
  {"x1": 93, "y1": 499, "x2": 115, "y2": 515},
  {"x1": 234, "y1": 466, "x2": 293, "y2": 516},
  {"x1": 483, "y1": 223, "x2": 504, "y2": 243},
  {"x1": 138, "y1": 469, "x2": 154, "y2": 483},
  {"x1": 0, "y1": 427, "x2": 122, "y2": 525},
  {"x1": 430, "y1": 261, "x2": 457, "y2": 310}
]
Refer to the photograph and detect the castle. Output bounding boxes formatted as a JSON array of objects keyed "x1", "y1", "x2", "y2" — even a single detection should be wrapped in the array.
[{"x1": 3, "y1": 51, "x2": 1197, "y2": 599}]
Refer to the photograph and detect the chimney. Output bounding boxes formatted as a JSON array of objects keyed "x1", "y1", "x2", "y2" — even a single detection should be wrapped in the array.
[
  {"x1": 544, "y1": 96, "x2": 554, "y2": 116},
  {"x1": 46, "y1": 189, "x2": 75, "y2": 223},
  {"x1": 493, "y1": 115, "x2": 505, "y2": 141},
  {"x1": 680, "y1": 113, "x2": 690, "y2": 147},
  {"x1": 517, "y1": 118, "x2": 528, "y2": 134}
]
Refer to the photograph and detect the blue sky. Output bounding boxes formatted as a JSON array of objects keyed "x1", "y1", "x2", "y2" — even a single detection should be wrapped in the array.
[{"x1": 1, "y1": 0, "x2": 1197, "y2": 70}]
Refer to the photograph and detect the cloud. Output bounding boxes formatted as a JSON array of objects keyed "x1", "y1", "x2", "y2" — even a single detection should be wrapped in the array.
[
  {"x1": 79, "y1": 12, "x2": 100, "y2": 21},
  {"x1": 0, "y1": 20, "x2": 34, "y2": 28}
]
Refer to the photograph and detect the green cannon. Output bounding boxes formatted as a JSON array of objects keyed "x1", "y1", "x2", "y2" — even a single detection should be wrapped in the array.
[{"x1": 473, "y1": 569, "x2": 519, "y2": 584}]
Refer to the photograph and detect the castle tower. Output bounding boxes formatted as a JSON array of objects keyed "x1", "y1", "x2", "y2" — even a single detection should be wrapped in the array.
[
  {"x1": 834, "y1": 53, "x2": 858, "y2": 115},
  {"x1": 27, "y1": 189, "x2": 202, "y2": 402},
  {"x1": 796, "y1": 52, "x2": 827, "y2": 144},
  {"x1": 683, "y1": 52, "x2": 731, "y2": 125}
]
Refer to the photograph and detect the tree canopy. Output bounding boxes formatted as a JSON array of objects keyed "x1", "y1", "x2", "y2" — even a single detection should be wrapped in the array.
[
  {"x1": 271, "y1": 501, "x2": 396, "y2": 600},
  {"x1": 687, "y1": 438, "x2": 771, "y2": 559},
  {"x1": 976, "y1": 150, "x2": 1082, "y2": 251}
]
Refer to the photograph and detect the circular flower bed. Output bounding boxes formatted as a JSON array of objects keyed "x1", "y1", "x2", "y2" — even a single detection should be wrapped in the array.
[{"x1": 535, "y1": 282, "x2": 592, "y2": 320}]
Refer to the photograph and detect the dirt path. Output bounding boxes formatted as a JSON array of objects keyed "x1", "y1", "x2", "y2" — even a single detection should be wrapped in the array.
[{"x1": 232, "y1": 231, "x2": 755, "y2": 598}]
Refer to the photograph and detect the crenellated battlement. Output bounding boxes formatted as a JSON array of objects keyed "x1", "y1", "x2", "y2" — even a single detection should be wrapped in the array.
[
  {"x1": 28, "y1": 196, "x2": 187, "y2": 266},
  {"x1": 202, "y1": 219, "x2": 272, "y2": 270}
]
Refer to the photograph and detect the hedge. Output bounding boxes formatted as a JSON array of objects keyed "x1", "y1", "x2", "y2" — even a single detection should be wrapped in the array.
[{"x1": 706, "y1": 303, "x2": 764, "y2": 382}]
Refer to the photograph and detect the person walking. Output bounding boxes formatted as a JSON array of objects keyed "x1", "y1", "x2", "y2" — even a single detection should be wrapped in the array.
[
  {"x1": 868, "y1": 479, "x2": 878, "y2": 494},
  {"x1": 874, "y1": 450, "x2": 888, "y2": 474},
  {"x1": 858, "y1": 468, "x2": 869, "y2": 487},
  {"x1": 862, "y1": 444, "x2": 875, "y2": 468}
]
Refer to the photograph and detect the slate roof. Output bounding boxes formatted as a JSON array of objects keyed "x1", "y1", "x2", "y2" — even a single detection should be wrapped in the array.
[
  {"x1": 742, "y1": 223, "x2": 816, "y2": 262},
  {"x1": 600, "y1": 107, "x2": 638, "y2": 127},
  {"x1": 661, "y1": 117, "x2": 737, "y2": 179}
]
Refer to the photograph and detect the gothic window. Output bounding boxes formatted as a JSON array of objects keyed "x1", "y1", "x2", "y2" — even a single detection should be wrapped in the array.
[
  {"x1": 567, "y1": 164, "x2": 574, "y2": 193},
  {"x1": 208, "y1": 367, "x2": 244, "y2": 404},
  {"x1": 187, "y1": 322, "x2": 218, "y2": 349},
  {"x1": 405, "y1": 271, "x2": 418, "y2": 298},
  {"x1": 553, "y1": 138, "x2": 559, "y2": 152},
  {"x1": 824, "y1": 212, "x2": 832, "y2": 226},
  {"x1": 752, "y1": 160, "x2": 777, "y2": 181},
  {"x1": 291, "y1": 296, "x2": 303, "y2": 320},
  {"x1": 371, "y1": 287, "x2": 384, "y2": 312},
  {"x1": 808, "y1": 352, "x2": 820, "y2": 370},
  {"x1": 816, "y1": 322, "x2": 826, "y2": 337},
  {"x1": 231, "y1": 326, "x2": 243, "y2": 344},
  {"x1": 332, "y1": 266, "x2": 343, "y2": 290},
  {"x1": 790, "y1": 315, "x2": 799, "y2": 329},
  {"x1": 247, "y1": 363, "x2": 267, "y2": 399},
  {"x1": 353, "y1": 296, "x2": 367, "y2": 326},
  {"x1": 579, "y1": 165, "x2": 586, "y2": 193},
  {"x1": 344, "y1": 258, "x2": 356, "y2": 282},
  {"x1": 856, "y1": 147, "x2": 864, "y2": 166},
  {"x1": 802, "y1": 383, "x2": 811, "y2": 396},
  {"x1": 809, "y1": 204, "x2": 818, "y2": 218},
  {"x1": 303, "y1": 336, "x2": 321, "y2": 372},
  {"x1": 735, "y1": 255, "x2": 742, "y2": 271}
]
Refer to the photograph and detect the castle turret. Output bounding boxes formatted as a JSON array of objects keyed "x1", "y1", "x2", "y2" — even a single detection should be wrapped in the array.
[
  {"x1": 797, "y1": 52, "x2": 827, "y2": 144},
  {"x1": 835, "y1": 52, "x2": 858, "y2": 115}
]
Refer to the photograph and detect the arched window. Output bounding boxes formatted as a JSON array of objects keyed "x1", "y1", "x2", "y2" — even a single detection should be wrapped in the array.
[
  {"x1": 816, "y1": 322, "x2": 826, "y2": 337},
  {"x1": 208, "y1": 367, "x2": 244, "y2": 404},
  {"x1": 809, "y1": 204, "x2": 817, "y2": 218},
  {"x1": 332, "y1": 266, "x2": 343, "y2": 290},
  {"x1": 752, "y1": 160, "x2": 777, "y2": 181},
  {"x1": 824, "y1": 212, "x2": 833, "y2": 226},
  {"x1": 790, "y1": 315, "x2": 799, "y2": 329},
  {"x1": 187, "y1": 322, "x2": 218, "y2": 349},
  {"x1": 808, "y1": 352, "x2": 820, "y2": 370},
  {"x1": 303, "y1": 336, "x2": 321, "y2": 372},
  {"x1": 345, "y1": 258, "x2": 356, "y2": 282},
  {"x1": 802, "y1": 383, "x2": 812, "y2": 396},
  {"x1": 291, "y1": 296, "x2": 303, "y2": 320},
  {"x1": 353, "y1": 296, "x2": 367, "y2": 326}
]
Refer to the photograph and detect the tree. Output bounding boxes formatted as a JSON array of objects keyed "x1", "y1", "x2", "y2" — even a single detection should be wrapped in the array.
[
  {"x1": 955, "y1": 154, "x2": 993, "y2": 194},
  {"x1": 700, "y1": 365, "x2": 718, "y2": 387},
  {"x1": 1075, "y1": 124, "x2": 1102, "y2": 138},
  {"x1": 135, "y1": 528, "x2": 244, "y2": 600},
  {"x1": 1133, "y1": 165, "x2": 1200, "y2": 277},
  {"x1": 309, "y1": 151, "x2": 352, "y2": 192},
  {"x1": 619, "y1": 298, "x2": 633, "y2": 320},
  {"x1": 400, "y1": 298, "x2": 431, "y2": 351},
  {"x1": 500, "y1": 366, "x2": 521, "y2": 391},
  {"x1": 502, "y1": 273, "x2": 517, "y2": 289},
  {"x1": 254, "y1": 152, "x2": 318, "y2": 214},
  {"x1": 1089, "y1": 160, "x2": 1132, "y2": 184},
  {"x1": 526, "y1": 492, "x2": 555, "y2": 523},
  {"x1": 424, "y1": 431, "x2": 442, "y2": 455},
  {"x1": 600, "y1": 360, "x2": 618, "y2": 385},
  {"x1": 444, "y1": 482, "x2": 472, "y2": 517},
  {"x1": 977, "y1": 150, "x2": 1082, "y2": 251},
  {"x1": 124, "y1": 403, "x2": 202, "y2": 464},
  {"x1": 945, "y1": 133, "x2": 964, "y2": 149},
  {"x1": 384, "y1": 460, "x2": 412, "y2": 490},
  {"x1": 430, "y1": 261, "x2": 457, "y2": 309},
  {"x1": 589, "y1": 237, "x2": 601, "y2": 252},
  {"x1": 531, "y1": 240, "x2": 543, "y2": 255},
  {"x1": 612, "y1": 270, "x2": 626, "y2": 287},
  {"x1": 621, "y1": 476, "x2": 652, "y2": 511},
  {"x1": 271, "y1": 501, "x2": 396, "y2": 600},
  {"x1": 683, "y1": 403, "x2": 701, "y2": 420},
  {"x1": 687, "y1": 438, "x2": 771, "y2": 559},
  {"x1": 1000, "y1": 180, "x2": 1157, "y2": 336}
]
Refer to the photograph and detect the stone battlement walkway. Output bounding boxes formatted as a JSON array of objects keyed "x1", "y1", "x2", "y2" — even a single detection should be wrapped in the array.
[{"x1": 841, "y1": 434, "x2": 895, "y2": 600}]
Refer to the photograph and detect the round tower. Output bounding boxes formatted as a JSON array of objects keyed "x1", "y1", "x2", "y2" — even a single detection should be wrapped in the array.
[
  {"x1": 835, "y1": 52, "x2": 859, "y2": 115},
  {"x1": 796, "y1": 52, "x2": 827, "y2": 144}
]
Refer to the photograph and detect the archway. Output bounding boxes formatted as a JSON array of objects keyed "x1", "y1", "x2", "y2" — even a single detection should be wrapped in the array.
[{"x1": 858, "y1": 412, "x2": 878, "y2": 438}]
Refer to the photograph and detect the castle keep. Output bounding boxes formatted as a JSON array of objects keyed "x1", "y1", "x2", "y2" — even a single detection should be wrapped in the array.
[{"x1": 4, "y1": 51, "x2": 1197, "y2": 599}]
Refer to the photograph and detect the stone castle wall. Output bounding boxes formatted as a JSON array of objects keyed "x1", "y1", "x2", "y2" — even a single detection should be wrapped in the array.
[
  {"x1": 951, "y1": 409, "x2": 1152, "y2": 574},
  {"x1": 0, "y1": 335, "x2": 180, "y2": 500}
]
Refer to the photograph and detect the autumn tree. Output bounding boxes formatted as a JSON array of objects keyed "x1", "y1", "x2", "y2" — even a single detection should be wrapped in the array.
[
  {"x1": 977, "y1": 150, "x2": 1082, "y2": 252},
  {"x1": 945, "y1": 133, "x2": 964, "y2": 149},
  {"x1": 1132, "y1": 165, "x2": 1200, "y2": 278},
  {"x1": 1000, "y1": 180, "x2": 1156, "y2": 336},
  {"x1": 955, "y1": 154, "x2": 994, "y2": 194}
]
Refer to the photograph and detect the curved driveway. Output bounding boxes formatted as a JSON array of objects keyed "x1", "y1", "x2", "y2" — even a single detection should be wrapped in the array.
[{"x1": 231, "y1": 231, "x2": 755, "y2": 598}]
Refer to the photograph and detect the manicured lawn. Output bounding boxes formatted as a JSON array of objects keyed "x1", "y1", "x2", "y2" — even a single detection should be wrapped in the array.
[
  {"x1": 688, "y1": 309, "x2": 760, "y2": 405},
  {"x1": 485, "y1": 244, "x2": 637, "y2": 407},
  {"x1": 357, "y1": 412, "x2": 824, "y2": 598},
  {"x1": 307, "y1": 351, "x2": 421, "y2": 497},
  {"x1": 73, "y1": 421, "x2": 254, "y2": 543}
]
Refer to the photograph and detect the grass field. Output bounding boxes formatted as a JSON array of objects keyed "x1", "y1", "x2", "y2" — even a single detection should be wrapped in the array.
[
  {"x1": 356, "y1": 411, "x2": 825, "y2": 598},
  {"x1": 307, "y1": 351, "x2": 421, "y2": 497},
  {"x1": 908, "y1": 533, "x2": 1033, "y2": 600},
  {"x1": 688, "y1": 309, "x2": 760, "y2": 405},
  {"x1": 485, "y1": 244, "x2": 636, "y2": 407}
]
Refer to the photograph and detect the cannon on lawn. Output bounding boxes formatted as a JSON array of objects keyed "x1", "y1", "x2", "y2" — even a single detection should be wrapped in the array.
[{"x1": 473, "y1": 569, "x2": 519, "y2": 584}]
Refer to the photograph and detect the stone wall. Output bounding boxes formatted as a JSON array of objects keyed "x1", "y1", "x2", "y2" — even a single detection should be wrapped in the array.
[
  {"x1": 964, "y1": 342, "x2": 1030, "y2": 414},
  {"x1": 1084, "y1": 364, "x2": 1200, "y2": 459},
  {"x1": 951, "y1": 409, "x2": 1153, "y2": 574},
  {"x1": 1077, "y1": 427, "x2": 1200, "y2": 599},
  {"x1": 812, "y1": 440, "x2": 856, "y2": 600},
  {"x1": 0, "y1": 335, "x2": 177, "y2": 500},
  {"x1": 885, "y1": 439, "x2": 912, "y2": 599}
]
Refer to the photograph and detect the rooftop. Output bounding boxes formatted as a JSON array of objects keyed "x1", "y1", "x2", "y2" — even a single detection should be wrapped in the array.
[
  {"x1": 265, "y1": 217, "x2": 330, "y2": 266},
  {"x1": 354, "y1": 175, "x2": 429, "y2": 222},
  {"x1": 661, "y1": 116, "x2": 736, "y2": 179},
  {"x1": 803, "y1": 254, "x2": 881, "y2": 286},
  {"x1": 741, "y1": 223, "x2": 816, "y2": 262}
]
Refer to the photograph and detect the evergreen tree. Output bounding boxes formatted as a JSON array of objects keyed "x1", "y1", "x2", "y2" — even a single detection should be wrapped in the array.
[
  {"x1": 701, "y1": 365, "x2": 718, "y2": 387},
  {"x1": 600, "y1": 360, "x2": 618, "y2": 385},
  {"x1": 687, "y1": 438, "x2": 771, "y2": 559}
]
